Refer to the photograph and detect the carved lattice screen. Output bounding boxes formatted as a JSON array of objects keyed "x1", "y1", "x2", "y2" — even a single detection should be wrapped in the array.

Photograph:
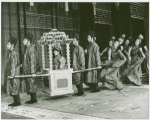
[
  {"x1": 94, "y1": 3, "x2": 112, "y2": 24},
  {"x1": 130, "y1": 3, "x2": 146, "y2": 20},
  {"x1": 20, "y1": 12, "x2": 52, "y2": 29},
  {"x1": 58, "y1": 17, "x2": 79, "y2": 31}
]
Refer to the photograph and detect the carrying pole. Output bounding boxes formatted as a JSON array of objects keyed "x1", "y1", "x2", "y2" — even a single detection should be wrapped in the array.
[
  {"x1": 8, "y1": 67, "x2": 102, "y2": 78},
  {"x1": 72, "y1": 67, "x2": 102, "y2": 73}
]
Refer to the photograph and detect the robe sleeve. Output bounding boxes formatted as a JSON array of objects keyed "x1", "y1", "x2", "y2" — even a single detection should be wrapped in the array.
[
  {"x1": 118, "y1": 50, "x2": 126, "y2": 61},
  {"x1": 94, "y1": 45, "x2": 101, "y2": 67},
  {"x1": 78, "y1": 47, "x2": 85, "y2": 70},
  {"x1": 10, "y1": 54, "x2": 18, "y2": 77},
  {"x1": 139, "y1": 47, "x2": 146, "y2": 58},
  {"x1": 101, "y1": 47, "x2": 108, "y2": 55},
  {"x1": 29, "y1": 49, "x2": 36, "y2": 74},
  {"x1": 108, "y1": 48, "x2": 111, "y2": 60}
]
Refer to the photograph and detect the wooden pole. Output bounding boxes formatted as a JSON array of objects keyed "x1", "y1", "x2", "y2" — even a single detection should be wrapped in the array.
[
  {"x1": 48, "y1": 44, "x2": 53, "y2": 70},
  {"x1": 9, "y1": 67, "x2": 102, "y2": 78},
  {"x1": 55, "y1": 3, "x2": 58, "y2": 29},
  {"x1": 72, "y1": 67, "x2": 102, "y2": 73},
  {"x1": 51, "y1": 3, "x2": 53, "y2": 29},
  {"x1": 11, "y1": 74, "x2": 50, "y2": 78},
  {"x1": 129, "y1": 3, "x2": 133, "y2": 46},
  {"x1": 66, "y1": 43, "x2": 70, "y2": 69},
  {"x1": 41, "y1": 44, "x2": 45, "y2": 69},
  {"x1": 23, "y1": 2, "x2": 27, "y2": 36},
  {"x1": 8, "y1": 3, "x2": 12, "y2": 37},
  {"x1": 17, "y1": 3, "x2": 23, "y2": 73},
  {"x1": 10, "y1": 68, "x2": 148, "y2": 78}
]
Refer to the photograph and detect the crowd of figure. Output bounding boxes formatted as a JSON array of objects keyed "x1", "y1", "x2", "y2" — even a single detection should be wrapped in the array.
[
  {"x1": 4, "y1": 32, "x2": 149, "y2": 107},
  {"x1": 72, "y1": 33, "x2": 148, "y2": 96}
]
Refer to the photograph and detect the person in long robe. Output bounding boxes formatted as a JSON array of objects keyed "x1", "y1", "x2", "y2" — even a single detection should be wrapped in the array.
[
  {"x1": 53, "y1": 44, "x2": 67, "y2": 70},
  {"x1": 121, "y1": 34, "x2": 125, "y2": 43},
  {"x1": 99, "y1": 41, "x2": 126, "y2": 90},
  {"x1": 100, "y1": 39, "x2": 114, "y2": 64},
  {"x1": 143, "y1": 46, "x2": 149, "y2": 73},
  {"x1": 72, "y1": 34, "x2": 85, "y2": 96},
  {"x1": 85, "y1": 34, "x2": 101, "y2": 92},
  {"x1": 138, "y1": 34, "x2": 144, "y2": 47},
  {"x1": 43, "y1": 44, "x2": 66, "y2": 88},
  {"x1": 122, "y1": 39, "x2": 145, "y2": 86},
  {"x1": 121, "y1": 39, "x2": 132, "y2": 83},
  {"x1": 23, "y1": 35, "x2": 38, "y2": 104},
  {"x1": 118, "y1": 38, "x2": 124, "y2": 51},
  {"x1": 4, "y1": 37, "x2": 21, "y2": 106}
]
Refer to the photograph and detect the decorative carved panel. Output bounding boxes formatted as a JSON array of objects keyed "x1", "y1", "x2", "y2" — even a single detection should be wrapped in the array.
[
  {"x1": 130, "y1": 3, "x2": 146, "y2": 20},
  {"x1": 96, "y1": 3, "x2": 111, "y2": 11},
  {"x1": 57, "y1": 17, "x2": 79, "y2": 31},
  {"x1": 20, "y1": 12, "x2": 52, "y2": 29},
  {"x1": 95, "y1": 3, "x2": 112, "y2": 24}
]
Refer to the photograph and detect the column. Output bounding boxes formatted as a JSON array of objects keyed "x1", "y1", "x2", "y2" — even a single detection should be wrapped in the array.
[
  {"x1": 66, "y1": 43, "x2": 70, "y2": 69},
  {"x1": 41, "y1": 44, "x2": 45, "y2": 69},
  {"x1": 48, "y1": 44, "x2": 53, "y2": 70}
]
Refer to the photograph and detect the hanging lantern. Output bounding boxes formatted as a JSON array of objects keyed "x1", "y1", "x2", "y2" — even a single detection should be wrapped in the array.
[
  {"x1": 115, "y1": 2, "x2": 120, "y2": 10},
  {"x1": 92, "y1": 2, "x2": 96, "y2": 16},
  {"x1": 65, "y1": 2, "x2": 69, "y2": 16},
  {"x1": 75, "y1": 3, "x2": 77, "y2": 10},
  {"x1": 30, "y1": 2, "x2": 34, "y2": 11},
  {"x1": 72, "y1": 2, "x2": 75, "y2": 10},
  {"x1": 72, "y1": 3, "x2": 78, "y2": 10},
  {"x1": 30, "y1": 2, "x2": 34, "y2": 6}
]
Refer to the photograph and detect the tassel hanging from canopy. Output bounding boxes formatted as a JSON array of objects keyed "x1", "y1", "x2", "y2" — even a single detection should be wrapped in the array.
[
  {"x1": 65, "y1": 2, "x2": 69, "y2": 16},
  {"x1": 92, "y1": 2, "x2": 96, "y2": 17},
  {"x1": 30, "y1": 2, "x2": 34, "y2": 11},
  {"x1": 115, "y1": 2, "x2": 120, "y2": 11}
]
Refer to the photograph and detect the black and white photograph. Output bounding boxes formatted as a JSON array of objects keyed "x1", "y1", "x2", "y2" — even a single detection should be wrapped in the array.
[{"x1": 1, "y1": 1, "x2": 149, "y2": 119}]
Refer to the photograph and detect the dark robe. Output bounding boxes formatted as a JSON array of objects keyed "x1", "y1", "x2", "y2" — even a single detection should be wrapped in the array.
[
  {"x1": 99, "y1": 49, "x2": 126, "y2": 90},
  {"x1": 23, "y1": 44, "x2": 38, "y2": 93},
  {"x1": 86, "y1": 42, "x2": 101, "y2": 83},
  {"x1": 53, "y1": 54, "x2": 66, "y2": 70},
  {"x1": 4, "y1": 50, "x2": 20, "y2": 95},
  {"x1": 122, "y1": 46, "x2": 144, "y2": 85},
  {"x1": 72, "y1": 45, "x2": 85, "y2": 85}
]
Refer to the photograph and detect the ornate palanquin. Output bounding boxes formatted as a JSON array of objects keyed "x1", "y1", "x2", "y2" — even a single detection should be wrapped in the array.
[{"x1": 37, "y1": 29, "x2": 74, "y2": 96}]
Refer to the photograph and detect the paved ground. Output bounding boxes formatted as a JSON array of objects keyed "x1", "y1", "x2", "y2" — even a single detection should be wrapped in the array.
[
  {"x1": 1, "y1": 112, "x2": 30, "y2": 119},
  {"x1": 1, "y1": 76, "x2": 149, "y2": 119},
  {"x1": 1, "y1": 102, "x2": 106, "y2": 119}
]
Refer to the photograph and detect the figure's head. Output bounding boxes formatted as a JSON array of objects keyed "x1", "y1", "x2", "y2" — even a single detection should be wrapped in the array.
[
  {"x1": 135, "y1": 39, "x2": 140, "y2": 46},
  {"x1": 87, "y1": 34, "x2": 94, "y2": 43},
  {"x1": 114, "y1": 41, "x2": 119, "y2": 49},
  {"x1": 128, "y1": 36, "x2": 131, "y2": 39},
  {"x1": 112, "y1": 36, "x2": 115, "y2": 40},
  {"x1": 109, "y1": 40, "x2": 114, "y2": 47},
  {"x1": 138, "y1": 34, "x2": 144, "y2": 40},
  {"x1": 138, "y1": 34, "x2": 143, "y2": 44},
  {"x1": 23, "y1": 34, "x2": 32, "y2": 46},
  {"x1": 94, "y1": 36, "x2": 96, "y2": 41},
  {"x1": 7, "y1": 37, "x2": 17, "y2": 50},
  {"x1": 53, "y1": 44, "x2": 62, "y2": 56},
  {"x1": 121, "y1": 34, "x2": 125, "y2": 38},
  {"x1": 54, "y1": 49, "x2": 60, "y2": 56},
  {"x1": 118, "y1": 38, "x2": 123, "y2": 45},
  {"x1": 125, "y1": 39, "x2": 130, "y2": 46},
  {"x1": 73, "y1": 33, "x2": 79, "y2": 45}
]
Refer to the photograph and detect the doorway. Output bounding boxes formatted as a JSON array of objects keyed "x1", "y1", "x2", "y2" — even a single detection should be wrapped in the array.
[
  {"x1": 79, "y1": 3, "x2": 94, "y2": 49},
  {"x1": 132, "y1": 18, "x2": 145, "y2": 46},
  {"x1": 95, "y1": 24, "x2": 111, "y2": 52}
]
